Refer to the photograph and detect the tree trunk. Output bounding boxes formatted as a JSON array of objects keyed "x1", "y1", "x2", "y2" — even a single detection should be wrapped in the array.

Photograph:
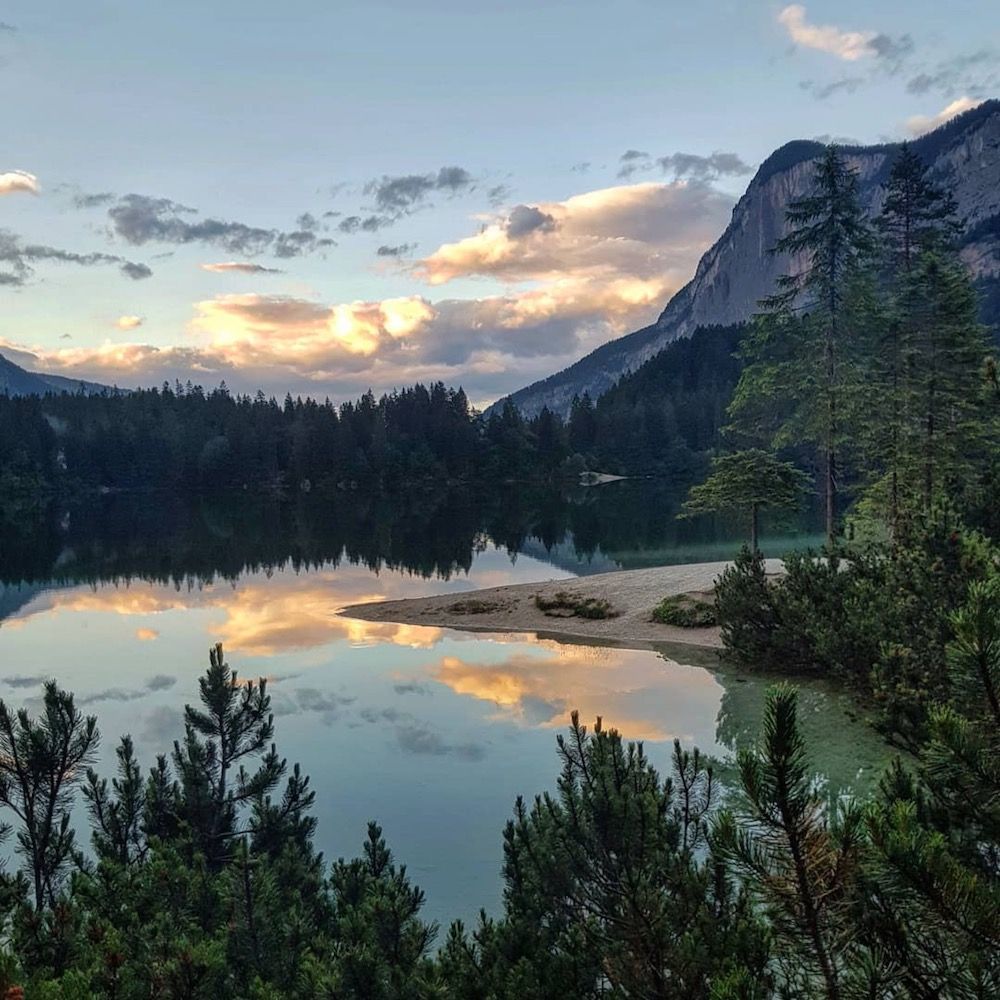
[{"x1": 750, "y1": 502, "x2": 760, "y2": 554}]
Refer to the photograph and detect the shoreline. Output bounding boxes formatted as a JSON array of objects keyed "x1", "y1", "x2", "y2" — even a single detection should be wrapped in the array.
[{"x1": 339, "y1": 559, "x2": 783, "y2": 650}]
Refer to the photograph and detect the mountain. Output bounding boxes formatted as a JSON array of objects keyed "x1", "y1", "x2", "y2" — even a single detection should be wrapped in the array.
[
  {"x1": 500, "y1": 100, "x2": 1000, "y2": 417},
  {"x1": 0, "y1": 351, "x2": 109, "y2": 396}
]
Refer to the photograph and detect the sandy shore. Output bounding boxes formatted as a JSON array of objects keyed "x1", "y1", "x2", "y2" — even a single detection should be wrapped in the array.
[{"x1": 339, "y1": 559, "x2": 782, "y2": 650}]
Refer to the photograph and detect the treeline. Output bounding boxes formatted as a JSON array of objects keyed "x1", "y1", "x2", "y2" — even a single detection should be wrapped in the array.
[
  {"x1": 0, "y1": 578, "x2": 996, "y2": 998},
  {"x1": 0, "y1": 323, "x2": 744, "y2": 500}
]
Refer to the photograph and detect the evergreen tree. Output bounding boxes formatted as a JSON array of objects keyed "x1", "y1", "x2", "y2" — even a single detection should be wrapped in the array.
[
  {"x1": 169, "y1": 643, "x2": 285, "y2": 868},
  {"x1": 866, "y1": 578, "x2": 1000, "y2": 995},
  {"x1": 714, "y1": 685, "x2": 865, "y2": 1000},
  {"x1": 681, "y1": 449, "x2": 812, "y2": 551},
  {"x1": 731, "y1": 147, "x2": 872, "y2": 543},
  {"x1": 450, "y1": 713, "x2": 771, "y2": 999},
  {"x1": 903, "y1": 252, "x2": 992, "y2": 509},
  {"x1": 0, "y1": 683, "x2": 99, "y2": 909}
]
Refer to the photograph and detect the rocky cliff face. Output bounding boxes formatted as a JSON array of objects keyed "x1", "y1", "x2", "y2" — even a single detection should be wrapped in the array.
[{"x1": 501, "y1": 100, "x2": 1000, "y2": 417}]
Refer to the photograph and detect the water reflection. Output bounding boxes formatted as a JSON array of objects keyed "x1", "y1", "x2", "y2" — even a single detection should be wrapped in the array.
[
  {"x1": 428, "y1": 641, "x2": 722, "y2": 743},
  {"x1": 0, "y1": 487, "x2": 871, "y2": 928}
]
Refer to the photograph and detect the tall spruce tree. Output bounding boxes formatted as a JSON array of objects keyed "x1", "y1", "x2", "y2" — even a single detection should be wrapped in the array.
[
  {"x1": 729, "y1": 147, "x2": 871, "y2": 543},
  {"x1": 870, "y1": 145, "x2": 981, "y2": 525}
]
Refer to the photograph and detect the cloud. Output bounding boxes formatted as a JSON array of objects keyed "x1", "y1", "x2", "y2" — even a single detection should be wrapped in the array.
[
  {"x1": 906, "y1": 50, "x2": 999, "y2": 98},
  {"x1": 800, "y1": 77, "x2": 866, "y2": 100},
  {"x1": 2, "y1": 179, "x2": 732, "y2": 402},
  {"x1": 200, "y1": 261, "x2": 284, "y2": 274},
  {"x1": 0, "y1": 229, "x2": 152, "y2": 287},
  {"x1": 364, "y1": 166, "x2": 474, "y2": 214},
  {"x1": 376, "y1": 243, "x2": 417, "y2": 258},
  {"x1": 190, "y1": 292, "x2": 434, "y2": 364},
  {"x1": 117, "y1": 315, "x2": 144, "y2": 331},
  {"x1": 906, "y1": 96, "x2": 982, "y2": 136},
  {"x1": 337, "y1": 214, "x2": 392, "y2": 234},
  {"x1": 431, "y1": 643, "x2": 724, "y2": 742},
  {"x1": 657, "y1": 152, "x2": 752, "y2": 181},
  {"x1": 869, "y1": 33, "x2": 914, "y2": 70},
  {"x1": 0, "y1": 22, "x2": 15, "y2": 33},
  {"x1": 291, "y1": 687, "x2": 356, "y2": 724},
  {"x1": 120, "y1": 261, "x2": 153, "y2": 280},
  {"x1": 420, "y1": 181, "x2": 730, "y2": 288},
  {"x1": 505, "y1": 204, "x2": 556, "y2": 238},
  {"x1": 2, "y1": 674, "x2": 47, "y2": 689},
  {"x1": 146, "y1": 673, "x2": 174, "y2": 689},
  {"x1": 72, "y1": 191, "x2": 115, "y2": 209},
  {"x1": 487, "y1": 183, "x2": 512, "y2": 207},
  {"x1": 0, "y1": 171, "x2": 39, "y2": 196},
  {"x1": 80, "y1": 687, "x2": 147, "y2": 705},
  {"x1": 618, "y1": 150, "x2": 751, "y2": 181},
  {"x1": 359, "y1": 706, "x2": 483, "y2": 759},
  {"x1": 394, "y1": 721, "x2": 484, "y2": 760},
  {"x1": 107, "y1": 194, "x2": 334, "y2": 258},
  {"x1": 393, "y1": 681, "x2": 432, "y2": 696},
  {"x1": 777, "y1": 4, "x2": 878, "y2": 61}
]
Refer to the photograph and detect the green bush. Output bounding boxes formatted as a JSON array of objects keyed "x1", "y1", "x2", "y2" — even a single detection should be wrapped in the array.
[
  {"x1": 534, "y1": 591, "x2": 617, "y2": 619},
  {"x1": 715, "y1": 508, "x2": 999, "y2": 744},
  {"x1": 651, "y1": 594, "x2": 717, "y2": 627}
]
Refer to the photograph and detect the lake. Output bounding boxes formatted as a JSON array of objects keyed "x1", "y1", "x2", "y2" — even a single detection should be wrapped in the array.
[{"x1": 0, "y1": 483, "x2": 887, "y2": 928}]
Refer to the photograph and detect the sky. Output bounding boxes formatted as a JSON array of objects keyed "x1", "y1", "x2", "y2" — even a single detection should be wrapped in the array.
[{"x1": 0, "y1": 0, "x2": 997, "y2": 407}]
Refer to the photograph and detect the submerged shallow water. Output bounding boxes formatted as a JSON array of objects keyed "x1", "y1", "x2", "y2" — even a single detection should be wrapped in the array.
[{"x1": 0, "y1": 486, "x2": 886, "y2": 928}]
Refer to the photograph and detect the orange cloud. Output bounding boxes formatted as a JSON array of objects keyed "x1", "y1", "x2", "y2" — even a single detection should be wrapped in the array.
[
  {"x1": 116, "y1": 315, "x2": 144, "y2": 330},
  {"x1": 0, "y1": 180, "x2": 732, "y2": 401},
  {"x1": 431, "y1": 644, "x2": 723, "y2": 742},
  {"x1": 8, "y1": 572, "x2": 443, "y2": 657},
  {"x1": 906, "y1": 97, "x2": 981, "y2": 136},
  {"x1": 777, "y1": 5, "x2": 876, "y2": 61},
  {"x1": 0, "y1": 170, "x2": 40, "y2": 196},
  {"x1": 419, "y1": 181, "x2": 729, "y2": 287}
]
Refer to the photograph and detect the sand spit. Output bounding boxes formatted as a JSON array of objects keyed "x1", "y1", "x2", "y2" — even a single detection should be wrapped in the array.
[{"x1": 339, "y1": 559, "x2": 783, "y2": 650}]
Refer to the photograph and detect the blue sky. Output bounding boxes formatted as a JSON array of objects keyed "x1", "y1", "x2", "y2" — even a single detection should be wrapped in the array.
[{"x1": 0, "y1": 1, "x2": 996, "y2": 405}]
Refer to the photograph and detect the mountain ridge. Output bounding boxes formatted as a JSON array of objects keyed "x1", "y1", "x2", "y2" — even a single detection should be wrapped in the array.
[
  {"x1": 499, "y1": 100, "x2": 1000, "y2": 417},
  {"x1": 0, "y1": 351, "x2": 109, "y2": 397}
]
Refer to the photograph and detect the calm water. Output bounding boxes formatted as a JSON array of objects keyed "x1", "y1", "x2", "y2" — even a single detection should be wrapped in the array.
[{"x1": 0, "y1": 484, "x2": 885, "y2": 928}]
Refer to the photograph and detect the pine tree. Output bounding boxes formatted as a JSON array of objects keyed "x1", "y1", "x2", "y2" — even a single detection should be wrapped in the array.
[
  {"x1": 713, "y1": 685, "x2": 864, "y2": 1000},
  {"x1": 903, "y1": 252, "x2": 992, "y2": 509},
  {"x1": 868, "y1": 146, "x2": 990, "y2": 526},
  {"x1": 466, "y1": 713, "x2": 771, "y2": 999},
  {"x1": 169, "y1": 643, "x2": 285, "y2": 868},
  {"x1": 0, "y1": 683, "x2": 99, "y2": 909},
  {"x1": 731, "y1": 147, "x2": 872, "y2": 543},
  {"x1": 681, "y1": 449, "x2": 812, "y2": 551},
  {"x1": 866, "y1": 579, "x2": 1000, "y2": 995},
  {"x1": 83, "y1": 735, "x2": 147, "y2": 868}
]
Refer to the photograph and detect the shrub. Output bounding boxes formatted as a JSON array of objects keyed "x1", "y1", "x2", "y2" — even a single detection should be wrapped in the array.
[
  {"x1": 716, "y1": 508, "x2": 1000, "y2": 745},
  {"x1": 651, "y1": 594, "x2": 717, "y2": 627},
  {"x1": 534, "y1": 591, "x2": 617, "y2": 620}
]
